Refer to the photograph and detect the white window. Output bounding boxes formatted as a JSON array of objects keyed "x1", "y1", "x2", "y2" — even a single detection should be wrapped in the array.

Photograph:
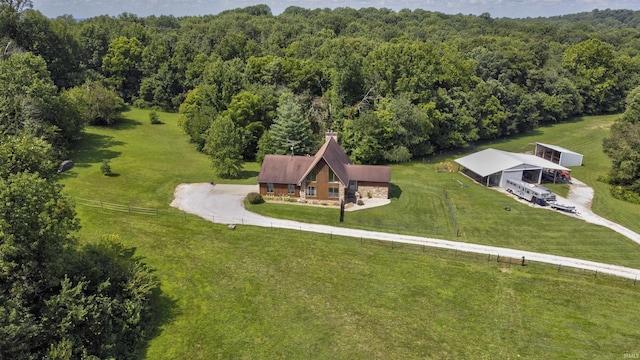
[
  {"x1": 306, "y1": 168, "x2": 318, "y2": 182},
  {"x1": 288, "y1": 184, "x2": 295, "y2": 195},
  {"x1": 267, "y1": 183, "x2": 274, "y2": 193},
  {"x1": 306, "y1": 186, "x2": 317, "y2": 197},
  {"x1": 329, "y1": 169, "x2": 339, "y2": 183},
  {"x1": 329, "y1": 187, "x2": 339, "y2": 198}
]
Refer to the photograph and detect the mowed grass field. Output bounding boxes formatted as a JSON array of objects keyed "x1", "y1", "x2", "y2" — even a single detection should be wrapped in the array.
[
  {"x1": 60, "y1": 109, "x2": 640, "y2": 358},
  {"x1": 248, "y1": 114, "x2": 640, "y2": 268}
]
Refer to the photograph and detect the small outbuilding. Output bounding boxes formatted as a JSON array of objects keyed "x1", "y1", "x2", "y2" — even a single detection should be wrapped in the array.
[
  {"x1": 535, "y1": 142, "x2": 583, "y2": 167},
  {"x1": 454, "y1": 148, "x2": 570, "y2": 187}
]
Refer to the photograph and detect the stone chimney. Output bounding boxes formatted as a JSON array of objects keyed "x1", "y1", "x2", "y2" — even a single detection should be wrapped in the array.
[{"x1": 325, "y1": 130, "x2": 338, "y2": 143}]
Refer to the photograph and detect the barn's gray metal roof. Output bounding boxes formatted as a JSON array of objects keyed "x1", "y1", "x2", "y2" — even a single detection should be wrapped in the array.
[
  {"x1": 535, "y1": 142, "x2": 582, "y2": 156},
  {"x1": 454, "y1": 148, "x2": 570, "y2": 177}
]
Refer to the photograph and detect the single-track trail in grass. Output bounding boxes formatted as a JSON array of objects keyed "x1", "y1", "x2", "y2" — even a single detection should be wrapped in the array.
[{"x1": 170, "y1": 182, "x2": 640, "y2": 280}]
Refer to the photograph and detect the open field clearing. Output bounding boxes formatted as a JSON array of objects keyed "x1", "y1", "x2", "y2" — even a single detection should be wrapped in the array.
[{"x1": 60, "y1": 109, "x2": 640, "y2": 358}]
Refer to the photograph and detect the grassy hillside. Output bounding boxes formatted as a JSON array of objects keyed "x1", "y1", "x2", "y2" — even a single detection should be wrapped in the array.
[
  {"x1": 60, "y1": 109, "x2": 640, "y2": 358},
  {"x1": 61, "y1": 109, "x2": 260, "y2": 207}
]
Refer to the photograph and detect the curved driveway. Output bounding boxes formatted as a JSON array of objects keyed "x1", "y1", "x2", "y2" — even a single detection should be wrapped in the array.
[{"x1": 170, "y1": 183, "x2": 640, "y2": 280}]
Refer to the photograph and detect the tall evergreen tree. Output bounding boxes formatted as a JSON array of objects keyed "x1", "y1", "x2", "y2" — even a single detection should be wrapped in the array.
[{"x1": 268, "y1": 92, "x2": 315, "y2": 156}]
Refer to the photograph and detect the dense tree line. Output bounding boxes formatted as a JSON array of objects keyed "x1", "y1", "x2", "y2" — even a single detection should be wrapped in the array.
[
  {"x1": 603, "y1": 85, "x2": 640, "y2": 203},
  {"x1": 1, "y1": 2, "x2": 159, "y2": 358},
  {"x1": 4, "y1": 3, "x2": 640, "y2": 167},
  {"x1": 3, "y1": 2, "x2": 640, "y2": 174}
]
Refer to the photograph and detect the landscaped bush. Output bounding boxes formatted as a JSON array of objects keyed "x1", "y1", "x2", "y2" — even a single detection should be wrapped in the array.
[
  {"x1": 246, "y1": 192, "x2": 264, "y2": 204},
  {"x1": 357, "y1": 199, "x2": 364, "y2": 206},
  {"x1": 100, "y1": 160, "x2": 112, "y2": 176},
  {"x1": 149, "y1": 110, "x2": 161, "y2": 124}
]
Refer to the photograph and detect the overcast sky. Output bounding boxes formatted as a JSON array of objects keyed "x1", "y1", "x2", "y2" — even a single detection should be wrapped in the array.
[{"x1": 31, "y1": 0, "x2": 640, "y2": 19}]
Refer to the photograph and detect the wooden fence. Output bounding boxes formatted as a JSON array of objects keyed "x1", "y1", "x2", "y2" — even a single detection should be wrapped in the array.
[{"x1": 75, "y1": 198, "x2": 159, "y2": 216}]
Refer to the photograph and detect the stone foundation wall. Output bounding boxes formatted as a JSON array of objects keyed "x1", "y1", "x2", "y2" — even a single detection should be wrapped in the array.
[{"x1": 357, "y1": 184, "x2": 389, "y2": 199}]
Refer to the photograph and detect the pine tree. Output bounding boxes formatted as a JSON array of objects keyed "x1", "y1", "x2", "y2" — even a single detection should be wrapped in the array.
[
  {"x1": 204, "y1": 115, "x2": 244, "y2": 178},
  {"x1": 268, "y1": 92, "x2": 315, "y2": 156}
]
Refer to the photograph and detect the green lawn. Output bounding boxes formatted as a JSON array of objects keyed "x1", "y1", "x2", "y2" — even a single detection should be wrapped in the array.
[
  {"x1": 61, "y1": 109, "x2": 260, "y2": 207},
  {"x1": 478, "y1": 115, "x2": 640, "y2": 235},
  {"x1": 60, "y1": 109, "x2": 640, "y2": 358},
  {"x1": 248, "y1": 115, "x2": 640, "y2": 268}
]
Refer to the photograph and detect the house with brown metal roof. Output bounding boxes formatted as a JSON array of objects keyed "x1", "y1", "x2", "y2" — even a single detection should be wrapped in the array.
[{"x1": 257, "y1": 132, "x2": 391, "y2": 203}]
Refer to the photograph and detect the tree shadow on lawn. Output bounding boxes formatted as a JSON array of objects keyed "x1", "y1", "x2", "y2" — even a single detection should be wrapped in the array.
[
  {"x1": 70, "y1": 133, "x2": 124, "y2": 167},
  {"x1": 105, "y1": 243, "x2": 180, "y2": 360},
  {"x1": 389, "y1": 183, "x2": 402, "y2": 199},
  {"x1": 136, "y1": 287, "x2": 180, "y2": 359},
  {"x1": 237, "y1": 169, "x2": 259, "y2": 180},
  {"x1": 112, "y1": 117, "x2": 144, "y2": 130}
]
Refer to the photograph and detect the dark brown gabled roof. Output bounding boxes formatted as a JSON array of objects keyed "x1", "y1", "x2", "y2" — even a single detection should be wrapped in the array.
[
  {"x1": 346, "y1": 164, "x2": 392, "y2": 183},
  {"x1": 257, "y1": 155, "x2": 314, "y2": 184},
  {"x1": 298, "y1": 137, "x2": 352, "y2": 185},
  {"x1": 258, "y1": 136, "x2": 391, "y2": 186}
]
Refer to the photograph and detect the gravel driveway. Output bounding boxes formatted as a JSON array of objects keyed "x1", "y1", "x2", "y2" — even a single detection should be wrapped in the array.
[
  {"x1": 170, "y1": 182, "x2": 640, "y2": 280},
  {"x1": 498, "y1": 178, "x2": 640, "y2": 246}
]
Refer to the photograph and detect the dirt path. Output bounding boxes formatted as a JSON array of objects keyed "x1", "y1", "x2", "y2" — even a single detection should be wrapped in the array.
[{"x1": 170, "y1": 182, "x2": 640, "y2": 280}]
